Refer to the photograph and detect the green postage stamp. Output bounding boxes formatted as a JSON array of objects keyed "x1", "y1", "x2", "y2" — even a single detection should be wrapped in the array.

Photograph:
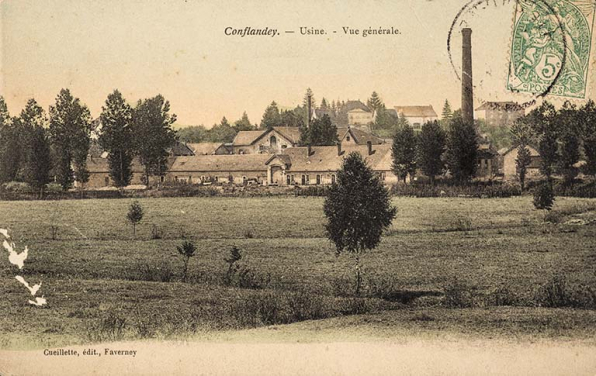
[{"x1": 507, "y1": 0, "x2": 596, "y2": 99}]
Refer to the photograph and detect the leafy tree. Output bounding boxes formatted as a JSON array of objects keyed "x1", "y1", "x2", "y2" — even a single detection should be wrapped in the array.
[
  {"x1": 299, "y1": 115, "x2": 338, "y2": 146},
  {"x1": 49, "y1": 89, "x2": 92, "y2": 190},
  {"x1": 533, "y1": 181, "x2": 554, "y2": 211},
  {"x1": 177, "y1": 240, "x2": 197, "y2": 282},
  {"x1": 177, "y1": 125, "x2": 208, "y2": 143},
  {"x1": 445, "y1": 114, "x2": 478, "y2": 184},
  {"x1": 260, "y1": 101, "x2": 282, "y2": 129},
  {"x1": 416, "y1": 120, "x2": 446, "y2": 185},
  {"x1": 527, "y1": 102, "x2": 559, "y2": 183},
  {"x1": 556, "y1": 101, "x2": 581, "y2": 186},
  {"x1": 581, "y1": 100, "x2": 596, "y2": 177},
  {"x1": 391, "y1": 124, "x2": 417, "y2": 182},
  {"x1": 98, "y1": 90, "x2": 134, "y2": 188},
  {"x1": 0, "y1": 100, "x2": 23, "y2": 183},
  {"x1": 397, "y1": 112, "x2": 409, "y2": 129},
  {"x1": 516, "y1": 146, "x2": 532, "y2": 191},
  {"x1": 324, "y1": 152, "x2": 397, "y2": 295},
  {"x1": 132, "y1": 95, "x2": 178, "y2": 184},
  {"x1": 19, "y1": 99, "x2": 52, "y2": 195},
  {"x1": 374, "y1": 104, "x2": 398, "y2": 134},
  {"x1": 234, "y1": 111, "x2": 254, "y2": 131},
  {"x1": 511, "y1": 118, "x2": 534, "y2": 191},
  {"x1": 127, "y1": 200, "x2": 144, "y2": 235}
]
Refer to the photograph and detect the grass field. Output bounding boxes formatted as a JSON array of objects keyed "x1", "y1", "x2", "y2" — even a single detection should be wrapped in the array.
[{"x1": 1, "y1": 196, "x2": 595, "y2": 349}]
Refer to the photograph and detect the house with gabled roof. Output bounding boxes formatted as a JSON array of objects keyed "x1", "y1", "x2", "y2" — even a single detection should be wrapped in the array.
[
  {"x1": 168, "y1": 154, "x2": 271, "y2": 185},
  {"x1": 394, "y1": 105, "x2": 438, "y2": 131},
  {"x1": 337, "y1": 127, "x2": 385, "y2": 146},
  {"x1": 499, "y1": 145, "x2": 541, "y2": 181},
  {"x1": 265, "y1": 142, "x2": 396, "y2": 186},
  {"x1": 476, "y1": 101, "x2": 525, "y2": 128},
  {"x1": 232, "y1": 127, "x2": 302, "y2": 154},
  {"x1": 187, "y1": 142, "x2": 229, "y2": 155}
]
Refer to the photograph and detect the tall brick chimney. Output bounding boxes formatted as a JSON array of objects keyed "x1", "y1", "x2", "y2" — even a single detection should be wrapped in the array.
[{"x1": 462, "y1": 28, "x2": 474, "y2": 125}]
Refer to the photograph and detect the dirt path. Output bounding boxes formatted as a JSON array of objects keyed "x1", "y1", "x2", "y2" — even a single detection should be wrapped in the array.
[{"x1": 2, "y1": 336, "x2": 595, "y2": 376}]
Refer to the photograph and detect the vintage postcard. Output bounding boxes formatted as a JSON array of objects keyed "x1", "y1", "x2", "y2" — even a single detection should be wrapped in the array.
[{"x1": 1, "y1": 0, "x2": 596, "y2": 375}]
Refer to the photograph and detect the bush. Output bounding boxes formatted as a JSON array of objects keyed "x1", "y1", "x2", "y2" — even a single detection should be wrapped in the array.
[
  {"x1": 534, "y1": 275, "x2": 596, "y2": 309},
  {"x1": 2, "y1": 181, "x2": 32, "y2": 193},
  {"x1": 390, "y1": 182, "x2": 521, "y2": 198},
  {"x1": 86, "y1": 310, "x2": 127, "y2": 342},
  {"x1": 442, "y1": 278, "x2": 476, "y2": 308},
  {"x1": 127, "y1": 262, "x2": 175, "y2": 282},
  {"x1": 533, "y1": 181, "x2": 555, "y2": 210},
  {"x1": 46, "y1": 182, "x2": 63, "y2": 193}
]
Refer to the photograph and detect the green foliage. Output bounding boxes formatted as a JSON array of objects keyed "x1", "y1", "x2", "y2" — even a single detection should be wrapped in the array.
[
  {"x1": 176, "y1": 125, "x2": 208, "y2": 143},
  {"x1": 441, "y1": 100, "x2": 453, "y2": 121},
  {"x1": 533, "y1": 181, "x2": 555, "y2": 211},
  {"x1": 49, "y1": 89, "x2": 92, "y2": 190},
  {"x1": 127, "y1": 200, "x2": 144, "y2": 235},
  {"x1": 557, "y1": 101, "x2": 581, "y2": 185},
  {"x1": 99, "y1": 90, "x2": 134, "y2": 188},
  {"x1": 445, "y1": 114, "x2": 478, "y2": 184},
  {"x1": 234, "y1": 111, "x2": 254, "y2": 131},
  {"x1": 260, "y1": 101, "x2": 282, "y2": 129},
  {"x1": 132, "y1": 95, "x2": 178, "y2": 183},
  {"x1": 299, "y1": 114, "x2": 338, "y2": 146},
  {"x1": 366, "y1": 91, "x2": 383, "y2": 119},
  {"x1": 0, "y1": 114, "x2": 24, "y2": 184},
  {"x1": 177, "y1": 240, "x2": 197, "y2": 282},
  {"x1": 416, "y1": 121, "x2": 446, "y2": 184},
  {"x1": 526, "y1": 102, "x2": 559, "y2": 179},
  {"x1": 324, "y1": 152, "x2": 397, "y2": 295},
  {"x1": 392, "y1": 124, "x2": 417, "y2": 182},
  {"x1": 209, "y1": 117, "x2": 237, "y2": 143},
  {"x1": 280, "y1": 109, "x2": 305, "y2": 128},
  {"x1": 477, "y1": 120, "x2": 511, "y2": 150},
  {"x1": 374, "y1": 104, "x2": 398, "y2": 132},
  {"x1": 516, "y1": 145, "x2": 532, "y2": 191}
]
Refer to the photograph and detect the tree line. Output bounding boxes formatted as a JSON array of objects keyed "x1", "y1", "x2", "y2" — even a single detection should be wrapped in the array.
[{"x1": 0, "y1": 89, "x2": 178, "y2": 194}]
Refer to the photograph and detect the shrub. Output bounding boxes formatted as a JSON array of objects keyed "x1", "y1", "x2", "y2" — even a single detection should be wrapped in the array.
[
  {"x1": 488, "y1": 284, "x2": 520, "y2": 306},
  {"x1": 534, "y1": 275, "x2": 596, "y2": 309},
  {"x1": 224, "y1": 246, "x2": 242, "y2": 285},
  {"x1": 86, "y1": 310, "x2": 127, "y2": 342},
  {"x1": 129, "y1": 262, "x2": 175, "y2": 282},
  {"x1": 46, "y1": 182, "x2": 63, "y2": 193},
  {"x1": 442, "y1": 278, "x2": 476, "y2": 308},
  {"x1": 2, "y1": 181, "x2": 32, "y2": 193},
  {"x1": 533, "y1": 181, "x2": 555, "y2": 210},
  {"x1": 151, "y1": 224, "x2": 163, "y2": 240},
  {"x1": 235, "y1": 266, "x2": 271, "y2": 290}
]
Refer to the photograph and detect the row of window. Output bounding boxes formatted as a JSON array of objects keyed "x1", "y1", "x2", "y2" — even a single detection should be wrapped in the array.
[{"x1": 286, "y1": 174, "x2": 336, "y2": 185}]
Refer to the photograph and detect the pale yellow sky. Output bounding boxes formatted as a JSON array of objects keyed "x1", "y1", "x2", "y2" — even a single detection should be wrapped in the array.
[{"x1": 0, "y1": 0, "x2": 576, "y2": 127}]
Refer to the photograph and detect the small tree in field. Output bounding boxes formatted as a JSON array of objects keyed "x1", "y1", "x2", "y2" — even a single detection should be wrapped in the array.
[
  {"x1": 533, "y1": 181, "x2": 555, "y2": 211},
  {"x1": 177, "y1": 240, "x2": 197, "y2": 282},
  {"x1": 224, "y1": 245, "x2": 242, "y2": 285},
  {"x1": 324, "y1": 152, "x2": 397, "y2": 295},
  {"x1": 516, "y1": 146, "x2": 532, "y2": 191},
  {"x1": 127, "y1": 201, "x2": 144, "y2": 235}
]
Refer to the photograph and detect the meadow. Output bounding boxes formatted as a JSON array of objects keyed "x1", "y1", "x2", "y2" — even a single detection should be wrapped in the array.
[{"x1": 1, "y1": 196, "x2": 595, "y2": 349}]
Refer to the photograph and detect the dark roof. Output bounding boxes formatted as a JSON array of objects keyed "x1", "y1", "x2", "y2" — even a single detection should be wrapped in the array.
[
  {"x1": 272, "y1": 127, "x2": 301, "y2": 145},
  {"x1": 343, "y1": 100, "x2": 370, "y2": 112},
  {"x1": 86, "y1": 157, "x2": 145, "y2": 173}
]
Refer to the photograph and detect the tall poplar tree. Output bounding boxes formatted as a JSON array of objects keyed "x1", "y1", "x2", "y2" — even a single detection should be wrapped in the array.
[
  {"x1": 132, "y1": 94, "x2": 178, "y2": 184},
  {"x1": 49, "y1": 89, "x2": 92, "y2": 190},
  {"x1": 20, "y1": 99, "x2": 52, "y2": 195},
  {"x1": 391, "y1": 124, "x2": 417, "y2": 182},
  {"x1": 416, "y1": 120, "x2": 446, "y2": 185},
  {"x1": 445, "y1": 114, "x2": 478, "y2": 184},
  {"x1": 99, "y1": 90, "x2": 134, "y2": 188}
]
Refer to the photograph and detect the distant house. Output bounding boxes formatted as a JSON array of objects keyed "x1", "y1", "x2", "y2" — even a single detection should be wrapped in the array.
[
  {"x1": 83, "y1": 156, "x2": 156, "y2": 189},
  {"x1": 347, "y1": 108, "x2": 374, "y2": 126},
  {"x1": 476, "y1": 102, "x2": 525, "y2": 128},
  {"x1": 337, "y1": 127, "x2": 384, "y2": 146},
  {"x1": 394, "y1": 105, "x2": 439, "y2": 131},
  {"x1": 265, "y1": 143, "x2": 397, "y2": 186},
  {"x1": 187, "y1": 142, "x2": 228, "y2": 155},
  {"x1": 499, "y1": 146, "x2": 541, "y2": 181},
  {"x1": 167, "y1": 154, "x2": 271, "y2": 185},
  {"x1": 476, "y1": 141, "x2": 499, "y2": 179},
  {"x1": 232, "y1": 127, "x2": 302, "y2": 154},
  {"x1": 169, "y1": 141, "x2": 195, "y2": 156}
]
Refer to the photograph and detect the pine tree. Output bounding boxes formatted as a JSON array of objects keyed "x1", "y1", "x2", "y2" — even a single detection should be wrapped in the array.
[
  {"x1": 391, "y1": 124, "x2": 417, "y2": 182},
  {"x1": 367, "y1": 91, "x2": 383, "y2": 120},
  {"x1": 49, "y1": 89, "x2": 92, "y2": 190},
  {"x1": 324, "y1": 152, "x2": 397, "y2": 295},
  {"x1": 20, "y1": 99, "x2": 52, "y2": 195},
  {"x1": 99, "y1": 90, "x2": 134, "y2": 188},
  {"x1": 416, "y1": 121, "x2": 446, "y2": 185},
  {"x1": 299, "y1": 115, "x2": 337, "y2": 146},
  {"x1": 0, "y1": 98, "x2": 23, "y2": 183},
  {"x1": 441, "y1": 100, "x2": 453, "y2": 120},
  {"x1": 260, "y1": 101, "x2": 282, "y2": 129},
  {"x1": 132, "y1": 95, "x2": 178, "y2": 184},
  {"x1": 234, "y1": 111, "x2": 253, "y2": 131},
  {"x1": 445, "y1": 114, "x2": 478, "y2": 184}
]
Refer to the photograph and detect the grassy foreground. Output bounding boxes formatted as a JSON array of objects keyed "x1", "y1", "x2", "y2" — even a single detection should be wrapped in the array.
[{"x1": 0, "y1": 196, "x2": 595, "y2": 349}]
